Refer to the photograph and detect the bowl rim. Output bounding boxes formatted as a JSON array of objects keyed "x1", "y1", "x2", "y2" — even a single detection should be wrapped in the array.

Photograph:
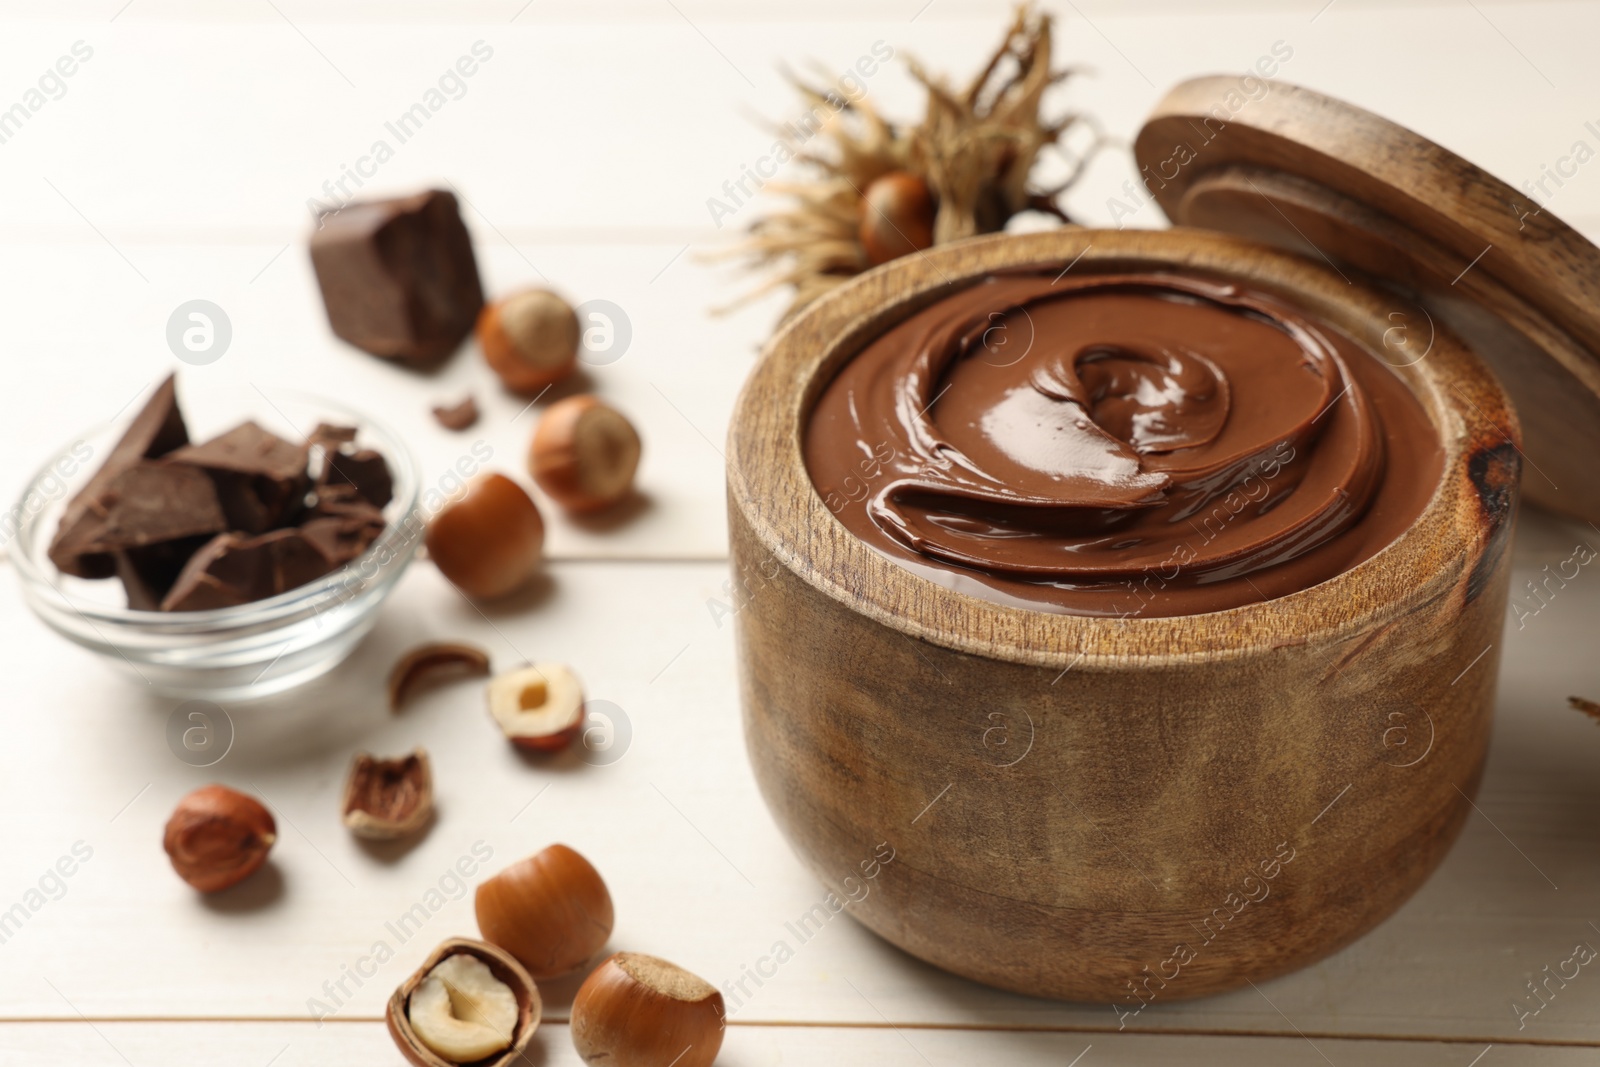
[
  {"x1": 726, "y1": 227, "x2": 1521, "y2": 668},
  {"x1": 10, "y1": 387, "x2": 423, "y2": 629}
]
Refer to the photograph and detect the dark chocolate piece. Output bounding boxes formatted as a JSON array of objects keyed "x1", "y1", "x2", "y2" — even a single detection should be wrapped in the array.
[
  {"x1": 60, "y1": 462, "x2": 227, "y2": 556},
  {"x1": 301, "y1": 515, "x2": 384, "y2": 566},
  {"x1": 113, "y1": 535, "x2": 214, "y2": 611},
  {"x1": 168, "y1": 421, "x2": 309, "y2": 482},
  {"x1": 160, "y1": 533, "x2": 263, "y2": 611},
  {"x1": 49, "y1": 374, "x2": 189, "y2": 577},
  {"x1": 307, "y1": 482, "x2": 387, "y2": 524},
  {"x1": 307, "y1": 189, "x2": 484, "y2": 367},
  {"x1": 206, "y1": 470, "x2": 307, "y2": 533},
  {"x1": 432, "y1": 396, "x2": 479, "y2": 431},
  {"x1": 160, "y1": 528, "x2": 344, "y2": 611},
  {"x1": 322, "y1": 449, "x2": 393, "y2": 509},
  {"x1": 308, "y1": 422, "x2": 358, "y2": 452},
  {"x1": 168, "y1": 421, "x2": 311, "y2": 532}
]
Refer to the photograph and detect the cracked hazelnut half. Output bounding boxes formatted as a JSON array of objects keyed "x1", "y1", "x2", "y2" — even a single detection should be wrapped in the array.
[
  {"x1": 425, "y1": 473, "x2": 544, "y2": 599},
  {"x1": 162, "y1": 784, "x2": 276, "y2": 893},
  {"x1": 529, "y1": 395, "x2": 641, "y2": 513},
  {"x1": 341, "y1": 749, "x2": 434, "y2": 840},
  {"x1": 479, "y1": 288, "x2": 580, "y2": 395},
  {"x1": 486, "y1": 662, "x2": 584, "y2": 751},
  {"x1": 387, "y1": 937, "x2": 541, "y2": 1067},
  {"x1": 571, "y1": 952, "x2": 726, "y2": 1067},
  {"x1": 475, "y1": 844, "x2": 614, "y2": 979},
  {"x1": 389, "y1": 641, "x2": 491, "y2": 712}
]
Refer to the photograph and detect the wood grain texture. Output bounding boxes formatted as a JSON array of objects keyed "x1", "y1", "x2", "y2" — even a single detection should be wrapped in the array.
[
  {"x1": 4, "y1": 1020, "x2": 1581, "y2": 1067},
  {"x1": 727, "y1": 227, "x2": 1519, "y2": 1000},
  {"x1": 1136, "y1": 76, "x2": 1600, "y2": 524}
]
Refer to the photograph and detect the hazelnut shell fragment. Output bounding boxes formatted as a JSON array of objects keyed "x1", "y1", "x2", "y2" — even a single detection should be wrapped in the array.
[
  {"x1": 478, "y1": 289, "x2": 580, "y2": 394},
  {"x1": 386, "y1": 937, "x2": 541, "y2": 1067},
  {"x1": 341, "y1": 749, "x2": 434, "y2": 841},
  {"x1": 475, "y1": 843, "x2": 615, "y2": 979},
  {"x1": 389, "y1": 641, "x2": 492, "y2": 712},
  {"x1": 571, "y1": 952, "x2": 726, "y2": 1067},
  {"x1": 529, "y1": 395, "x2": 642, "y2": 513},
  {"x1": 162, "y1": 784, "x2": 276, "y2": 893},
  {"x1": 425, "y1": 473, "x2": 545, "y2": 599}
]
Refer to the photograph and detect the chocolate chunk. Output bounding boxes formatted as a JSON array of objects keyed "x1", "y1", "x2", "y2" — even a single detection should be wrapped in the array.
[
  {"x1": 160, "y1": 528, "x2": 341, "y2": 611},
  {"x1": 60, "y1": 462, "x2": 227, "y2": 557},
  {"x1": 307, "y1": 481, "x2": 386, "y2": 523},
  {"x1": 159, "y1": 533, "x2": 262, "y2": 611},
  {"x1": 113, "y1": 535, "x2": 214, "y2": 611},
  {"x1": 308, "y1": 189, "x2": 484, "y2": 367},
  {"x1": 169, "y1": 421, "x2": 309, "y2": 482},
  {"x1": 301, "y1": 515, "x2": 384, "y2": 566},
  {"x1": 308, "y1": 422, "x2": 358, "y2": 453},
  {"x1": 49, "y1": 374, "x2": 189, "y2": 577},
  {"x1": 432, "y1": 396, "x2": 479, "y2": 431},
  {"x1": 207, "y1": 470, "x2": 307, "y2": 533},
  {"x1": 169, "y1": 421, "x2": 310, "y2": 532},
  {"x1": 322, "y1": 449, "x2": 393, "y2": 508}
]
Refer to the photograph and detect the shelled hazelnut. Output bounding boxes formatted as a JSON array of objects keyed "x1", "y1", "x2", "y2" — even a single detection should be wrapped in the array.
[
  {"x1": 529, "y1": 395, "x2": 641, "y2": 513},
  {"x1": 486, "y1": 663, "x2": 584, "y2": 750},
  {"x1": 341, "y1": 749, "x2": 434, "y2": 840},
  {"x1": 475, "y1": 844, "x2": 614, "y2": 978},
  {"x1": 571, "y1": 953, "x2": 725, "y2": 1067},
  {"x1": 425, "y1": 473, "x2": 544, "y2": 599},
  {"x1": 162, "y1": 784, "x2": 276, "y2": 892},
  {"x1": 478, "y1": 288, "x2": 580, "y2": 394},
  {"x1": 387, "y1": 937, "x2": 541, "y2": 1067}
]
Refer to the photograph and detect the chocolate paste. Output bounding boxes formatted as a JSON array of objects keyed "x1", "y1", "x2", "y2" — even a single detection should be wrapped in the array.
[{"x1": 804, "y1": 272, "x2": 1443, "y2": 617}]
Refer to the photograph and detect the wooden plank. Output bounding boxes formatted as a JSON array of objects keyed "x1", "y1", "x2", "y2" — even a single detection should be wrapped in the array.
[
  {"x1": 0, "y1": 1020, "x2": 1558, "y2": 1066},
  {"x1": 1, "y1": 515, "x2": 1599, "y2": 1042}
]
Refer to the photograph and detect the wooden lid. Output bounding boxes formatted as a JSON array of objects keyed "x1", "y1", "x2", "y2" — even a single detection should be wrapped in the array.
[{"x1": 1135, "y1": 77, "x2": 1600, "y2": 523}]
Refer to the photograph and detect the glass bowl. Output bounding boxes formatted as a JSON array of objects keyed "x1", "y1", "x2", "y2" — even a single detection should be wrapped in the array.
[{"x1": 9, "y1": 390, "x2": 421, "y2": 700}]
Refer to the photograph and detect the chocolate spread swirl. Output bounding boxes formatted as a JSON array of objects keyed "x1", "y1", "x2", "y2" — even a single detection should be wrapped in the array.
[{"x1": 804, "y1": 272, "x2": 1442, "y2": 617}]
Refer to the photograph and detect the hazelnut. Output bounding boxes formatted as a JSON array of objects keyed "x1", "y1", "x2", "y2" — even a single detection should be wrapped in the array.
[
  {"x1": 858, "y1": 170, "x2": 936, "y2": 267},
  {"x1": 425, "y1": 473, "x2": 544, "y2": 599},
  {"x1": 475, "y1": 844, "x2": 614, "y2": 979},
  {"x1": 478, "y1": 288, "x2": 580, "y2": 394},
  {"x1": 529, "y1": 395, "x2": 641, "y2": 513},
  {"x1": 486, "y1": 663, "x2": 584, "y2": 751},
  {"x1": 571, "y1": 953, "x2": 726, "y2": 1067},
  {"x1": 387, "y1": 937, "x2": 541, "y2": 1067},
  {"x1": 162, "y1": 784, "x2": 276, "y2": 893},
  {"x1": 341, "y1": 749, "x2": 434, "y2": 840},
  {"x1": 389, "y1": 641, "x2": 491, "y2": 712}
]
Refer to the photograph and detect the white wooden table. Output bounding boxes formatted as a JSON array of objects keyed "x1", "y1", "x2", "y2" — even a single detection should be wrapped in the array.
[{"x1": 3, "y1": 2, "x2": 1600, "y2": 1063}]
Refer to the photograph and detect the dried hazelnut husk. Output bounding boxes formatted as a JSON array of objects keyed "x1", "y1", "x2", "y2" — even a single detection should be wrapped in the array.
[
  {"x1": 529, "y1": 395, "x2": 642, "y2": 513},
  {"x1": 387, "y1": 937, "x2": 541, "y2": 1067},
  {"x1": 389, "y1": 641, "x2": 491, "y2": 712},
  {"x1": 475, "y1": 844, "x2": 614, "y2": 978},
  {"x1": 571, "y1": 952, "x2": 726, "y2": 1067},
  {"x1": 859, "y1": 171, "x2": 936, "y2": 267},
  {"x1": 341, "y1": 749, "x2": 434, "y2": 840},
  {"x1": 162, "y1": 784, "x2": 276, "y2": 892},
  {"x1": 478, "y1": 288, "x2": 580, "y2": 394},
  {"x1": 425, "y1": 473, "x2": 544, "y2": 599}
]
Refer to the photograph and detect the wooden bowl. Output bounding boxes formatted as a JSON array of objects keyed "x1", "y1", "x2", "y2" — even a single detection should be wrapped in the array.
[{"x1": 725, "y1": 228, "x2": 1519, "y2": 1003}]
